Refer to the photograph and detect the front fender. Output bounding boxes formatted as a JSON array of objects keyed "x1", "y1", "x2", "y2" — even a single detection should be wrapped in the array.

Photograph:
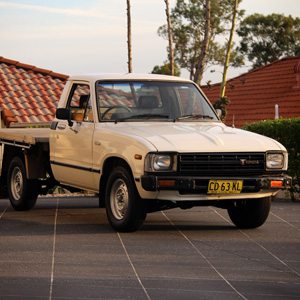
[{"x1": 93, "y1": 125, "x2": 158, "y2": 197}]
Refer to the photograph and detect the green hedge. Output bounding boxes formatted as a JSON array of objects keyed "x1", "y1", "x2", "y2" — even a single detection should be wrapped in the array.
[{"x1": 243, "y1": 117, "x2": 300, "y2": 201}]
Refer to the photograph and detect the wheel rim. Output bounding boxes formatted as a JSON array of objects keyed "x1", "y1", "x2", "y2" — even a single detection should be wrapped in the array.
[
  {"x1": 110, "y1": 178, "x2": 128, "y2": 220},
  {"x1": 11, "y1": 166, "x2": 23, "y2": 201}
]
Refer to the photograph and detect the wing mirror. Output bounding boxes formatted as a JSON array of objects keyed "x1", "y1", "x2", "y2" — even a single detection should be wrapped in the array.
[
  {"x1": 56, "y1": 108, "x2": 73, "y2": 126},
  {"x1": 216, "y1": 109, "x2": 222, "y2": 119}
]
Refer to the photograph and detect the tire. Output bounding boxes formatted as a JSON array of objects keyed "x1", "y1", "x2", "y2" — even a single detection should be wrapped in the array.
[
  {"x1": 7, "y1": 157, "x2": 39, "y2": 211},
  {"x1": 105, "y1": 166, "x2": 147, "y2": 232},
  {"x1": 227, "y1": 197, "x2": 271, "y2": 229}
]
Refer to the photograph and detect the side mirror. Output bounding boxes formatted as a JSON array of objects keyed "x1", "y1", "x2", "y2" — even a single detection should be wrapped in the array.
[
  {"x1": 216, "y1": 109, "x2": 222, "y2": 119},
  {"x1": 56, "y1": 108, "x2": 73, "y2": 126}
]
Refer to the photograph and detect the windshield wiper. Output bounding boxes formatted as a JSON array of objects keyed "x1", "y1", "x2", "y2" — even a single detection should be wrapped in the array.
[
  {"x1": 115, "y1": 114, "x2": 169, "y2": 123},
  {"x1": 174, "y1": 114, "x2": 214, "y2": 121}
]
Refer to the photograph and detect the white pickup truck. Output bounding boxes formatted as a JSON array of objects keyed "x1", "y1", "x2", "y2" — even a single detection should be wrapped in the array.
[{"x1": 0, "y1": 74, "x2": 291, "y2": 231}]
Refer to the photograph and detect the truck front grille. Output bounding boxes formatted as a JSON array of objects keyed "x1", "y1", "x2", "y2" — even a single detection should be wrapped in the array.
[{"x1": 178, "y1": 153, "x2": 266, "y2": 176}]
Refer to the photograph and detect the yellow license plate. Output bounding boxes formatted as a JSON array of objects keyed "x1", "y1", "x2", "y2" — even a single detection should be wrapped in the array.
[{"x1": 208, "y1": 180, "x2": 243, "y2": 194}]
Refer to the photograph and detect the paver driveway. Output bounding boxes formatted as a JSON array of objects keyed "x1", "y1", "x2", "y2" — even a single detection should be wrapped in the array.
[{"x1": 0, "y1": 196, "x2": 300, "y2": 300}]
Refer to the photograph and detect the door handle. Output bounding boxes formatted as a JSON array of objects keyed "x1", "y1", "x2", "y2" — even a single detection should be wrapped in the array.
[
  {"x1": 57, "y1": 124, "x2": 66, "y2": 130},
  {"x1": 95, "y1": 141, "x2": 101, "y2": 146}
]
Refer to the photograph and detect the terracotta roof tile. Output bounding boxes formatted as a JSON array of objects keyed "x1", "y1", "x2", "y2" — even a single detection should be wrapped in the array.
[
  {"x1": 16, "y1": 109, "x2": 27, "y2": 117},
  {"x1": 0, "y1": 56, "x2": 69, "y2": 127},
  {"x1": 202, "y1": 56, "x2": 300, "y2": 127},
  {"x1": 34, "y1": 95, "x2": 43, "y2": 102},
  {"x1": 50, "y1": 95, "x2": 59, "y2": 102},
  {"x1": 0, "y1": 89, "x2": 8, "y2": 96},
  {"x1": 18, "y1": 115, "x2": 31, "y2": 123}
]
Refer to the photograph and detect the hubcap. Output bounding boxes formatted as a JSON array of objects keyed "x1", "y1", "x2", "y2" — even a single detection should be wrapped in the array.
[
  {"x1": 110, "y1": 179, "x2": 128, "y2": 220},
  {"x1": 11, "y1": 167, "x2": 23, "y2": 201}
]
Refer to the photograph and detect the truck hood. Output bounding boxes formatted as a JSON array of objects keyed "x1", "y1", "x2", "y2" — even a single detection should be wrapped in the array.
[{"x1": 106, "y1": 122, "x2": 286, "y2": 152}]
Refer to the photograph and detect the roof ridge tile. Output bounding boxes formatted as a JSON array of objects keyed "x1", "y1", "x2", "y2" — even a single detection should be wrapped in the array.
[{"x1": 0, "y1": 56, "x2": 69, "y2": 81}]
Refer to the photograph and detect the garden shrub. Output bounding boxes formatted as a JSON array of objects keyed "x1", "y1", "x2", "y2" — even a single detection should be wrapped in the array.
[{"x1": 243, "y1": 117, "x2": 300, "y2": 201}]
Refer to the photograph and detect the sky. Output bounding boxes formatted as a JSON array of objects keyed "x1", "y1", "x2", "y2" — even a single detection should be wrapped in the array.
[{"x1": 0, "y1": 0, "x2": 299, "y2": 84}]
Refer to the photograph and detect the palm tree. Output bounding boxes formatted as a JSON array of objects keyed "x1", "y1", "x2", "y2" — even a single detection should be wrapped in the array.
[
  {"x1": 127, "y1": 0, "x2": 132, "y2": 73},
  {"x1": 164, "y1": 0, "x2": 174, "y2": 75},
  {"x1": 220, "y1": 0, "x2": 238, "y2": 98}
]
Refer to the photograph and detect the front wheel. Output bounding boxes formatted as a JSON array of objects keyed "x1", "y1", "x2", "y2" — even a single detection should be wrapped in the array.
[
  {"x1": 7, "y1": 157, "x2": 39, "y2": 211},
  {"x1": 227, "y1": 197, "x2": 271, "y2": 229},
  {"x1": 105, "y1": 166, "x2": 147, "y2": 232}
]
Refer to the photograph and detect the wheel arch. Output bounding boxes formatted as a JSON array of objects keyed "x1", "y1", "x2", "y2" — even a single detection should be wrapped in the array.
[
  {"x1": 104, "y1": 161, "x2": 147, "y2": 232},
  {"x1": 0, "y1": 145, "x2": 23, "y2": 196},
  {"x1": 99, "y1": 156, "x2": 134, "y2": 205},
  {"x1": 6, "y1": 155, "x2": 39, "y2": 211},
  {"x1": 1, "y1": 145, "x2": 23, "y2": 181}
]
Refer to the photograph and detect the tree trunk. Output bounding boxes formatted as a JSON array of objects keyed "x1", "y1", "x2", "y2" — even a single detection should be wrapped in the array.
[
  {"x1": 165, "y1": 0, "x2": 174, "y2": 76},
  {"x1": 127, "y1": 0, "x2": 132, "y2": 73},
  {"x1": 193, "y1": 0, "x2": 210, "y2": 86},
  {"x1": 220, "y1": 0, "x2": 238, "y2": 98}
]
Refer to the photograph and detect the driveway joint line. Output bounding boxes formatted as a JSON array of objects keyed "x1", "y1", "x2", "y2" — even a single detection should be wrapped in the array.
[
  {"x1": 270, "y1": 211, "x2": 300, "y2": 232},
  {"x1": 117, "y1": 232, "x2": 151, "y2": 300},
  {"x1": 0, "y1": 204, "x2": 8, "y2": 219},
  {"x1": 49, "y1": 197, "x2": 59, "y2": 300},
  {"x1": 161, "y1": 211, "x2": 248, "y2": 300},
  {"x1": 212, "y1": 208, "x2": 300, "y2": 278}
]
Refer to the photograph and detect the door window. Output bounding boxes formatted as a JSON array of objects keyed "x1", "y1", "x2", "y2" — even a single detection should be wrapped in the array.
[{"x1": 68, "y1": 84, "x2": 93, "y2": 122}]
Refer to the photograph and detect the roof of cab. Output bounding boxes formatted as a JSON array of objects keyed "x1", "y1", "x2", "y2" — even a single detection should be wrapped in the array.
[{"x1": 67, "y1": 73, "x2": 193, "y2": 84}]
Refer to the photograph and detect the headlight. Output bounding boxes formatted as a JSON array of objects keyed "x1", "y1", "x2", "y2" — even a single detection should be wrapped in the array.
[
  {"x1": 154, "y1": 155, "x2": 172, "y2": 170},
  {"x1": 145, "y1": 153, "x2": 177, "y2": 172},
  {"x1": 266, "y1": 153, "x2": 284, "y2": 169}
]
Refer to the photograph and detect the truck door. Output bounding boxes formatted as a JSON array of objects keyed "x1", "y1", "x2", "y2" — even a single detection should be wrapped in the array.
[{"x1": 51, "y1": 82, "x2": 97, "y2": 190}]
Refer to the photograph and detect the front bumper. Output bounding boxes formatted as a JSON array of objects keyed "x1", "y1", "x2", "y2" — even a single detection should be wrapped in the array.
[{"x1": 141, "y1": 174, "x2": 292, "y2": 194}]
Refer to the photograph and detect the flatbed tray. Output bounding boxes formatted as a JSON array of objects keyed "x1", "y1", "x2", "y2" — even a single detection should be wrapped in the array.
[{"x1": 0, "y1": 128, "x2": 50, "y2": 146}]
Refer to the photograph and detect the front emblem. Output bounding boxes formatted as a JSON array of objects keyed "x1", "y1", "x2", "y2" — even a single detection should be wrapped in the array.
[
  {"x1": 240, "y1": 159, "x2": 259, "y2": 166},
  {"x1": 240, "y1": 159, "x2": 246, "y2": 166}
]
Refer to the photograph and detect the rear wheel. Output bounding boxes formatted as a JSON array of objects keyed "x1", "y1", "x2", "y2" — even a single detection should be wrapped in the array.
[
  {"x1": 227, "y1": 197, "x2": 271, "y2": 229},
  {"x1": 7, "y1": 157, "x2": 39, "y2": 211},
  {"x1": 105, "y1": 166, "x2": 147, "y2": 232}
]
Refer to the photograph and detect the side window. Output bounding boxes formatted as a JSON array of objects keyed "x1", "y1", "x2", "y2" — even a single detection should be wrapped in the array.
[{"x1": 67, "y1": 84, "x2": 93, "y2": 122}]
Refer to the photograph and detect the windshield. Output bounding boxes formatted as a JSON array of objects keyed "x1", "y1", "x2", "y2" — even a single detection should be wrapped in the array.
[{"x1": 97, "y1": 81, "x2": 218, "y2": 122}]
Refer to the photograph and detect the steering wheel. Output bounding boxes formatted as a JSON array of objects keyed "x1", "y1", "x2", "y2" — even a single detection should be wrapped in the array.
[{"x1": 101, "y1": 106, "x2": 132, "y2": 120}]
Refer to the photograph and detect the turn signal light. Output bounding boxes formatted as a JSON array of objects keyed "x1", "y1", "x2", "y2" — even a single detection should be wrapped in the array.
[
  {"x1": 271, "y1": 180, "x2": 283, "y2": 187},
  {"x1": 158, "y1": 180, "x2": 175, "y2": 187}
]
